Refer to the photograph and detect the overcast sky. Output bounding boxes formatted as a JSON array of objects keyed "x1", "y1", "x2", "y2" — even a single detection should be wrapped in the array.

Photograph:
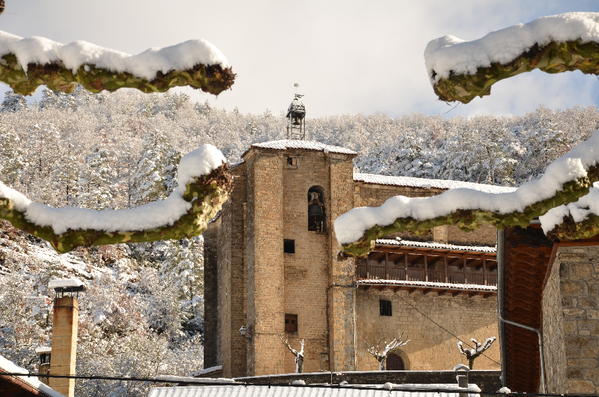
[{"x1": 2, "y1": 1, "x2": 599, "y2": 118}]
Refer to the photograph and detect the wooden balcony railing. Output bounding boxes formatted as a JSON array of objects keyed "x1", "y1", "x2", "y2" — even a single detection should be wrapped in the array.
[{"x1": 356, "y1": 263, "x2": 497, "y2": 287}]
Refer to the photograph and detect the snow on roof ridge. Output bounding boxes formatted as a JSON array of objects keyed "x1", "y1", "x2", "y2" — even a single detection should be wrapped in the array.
[
  {"x1": 48, "y1": 278, "x2": 85, "y2": 289},
  {"x1": 188, "y1": 365, "x2": 223, "y2": 377},
  {"x1": 376, "y1": 238, "x2": 497, "y2": 253},
  {"x1": 355, "y1": 173, "x2": 516, "y2": 194},
  {"x1": 0, "y1": 30, "x2": 228, "y2": 78},
  {"x1": 357, "y1": 279, "x2": 497, "y2": 292},
  {"x1": 247, "y1": 139, "x2": 357, "y2": 156},
  {"x1": 425, "y1": 12, "x2": 599, "y2": 85}
]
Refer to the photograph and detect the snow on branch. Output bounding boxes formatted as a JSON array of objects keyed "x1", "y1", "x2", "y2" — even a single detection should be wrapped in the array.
[
  {"x1": 458, "y1": 337, "x2": 496, "y2": 369},
  {"x1": 279, "y1": 335, "x2": 305, "y2": 373},
  {"x1": 363, "y1": 333, "x2": 410, "y2": 371},
  {"x1": 0, "y1": 31, "x2": 235, "y2": 96},
  {"x1": 0, "y1": 145, "x2": 233, "y2": 254},
  {"x1": 425, "y1": 12, "x2": 599, "y2": 103},
  {"x1": 335, "y1": 130, "x2": 599, "y2": 257}
]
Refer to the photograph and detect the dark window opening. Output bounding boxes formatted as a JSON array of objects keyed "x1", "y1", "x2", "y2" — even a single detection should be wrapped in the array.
[
  {"x1": 287, "y1": 157, "x2": 297, "y2": 167},
  {"x1": 380, "y1": 300, "x2": 392, "y2": 316},
  {"x1": 308, "y1": 186, "x2": 326, "y2": 232},
  {"x1": 284, "y1": 239, "x2": 295, "y2": 254},
  {"x1": 285, "y1": 314, "x2": 298, "y2": 332}
]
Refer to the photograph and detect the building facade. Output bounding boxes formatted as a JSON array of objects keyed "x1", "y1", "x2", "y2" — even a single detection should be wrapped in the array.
[{"x1": 204, "y1": 140, "x2": 509, "y2": 377}]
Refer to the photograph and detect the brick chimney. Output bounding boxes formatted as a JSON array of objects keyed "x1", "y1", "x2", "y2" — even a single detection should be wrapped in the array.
[{"x1": 48, "y1": 279, "x2": 85, "y2": 397}]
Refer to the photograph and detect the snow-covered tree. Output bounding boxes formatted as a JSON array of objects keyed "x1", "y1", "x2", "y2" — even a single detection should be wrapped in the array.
[
  {"x1": 363, "y1": 334, "x2": 410, "y2": 371},
  {"x1": 1, "y1": 90, "x2": 27, "y2": 112},
  {"x1": 457, "y1": 337, "x2": 496, "y2": 369},
  {"x1": 279, "y1": 335, "x2": 305, "y2": 373},
  {"x1": 78, "y1": 146, "x2": 114, "y2": 210}
]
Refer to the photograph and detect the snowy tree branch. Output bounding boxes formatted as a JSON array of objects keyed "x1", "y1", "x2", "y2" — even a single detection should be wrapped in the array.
[
  {"x1": 458, "y1": 337, "x2": 495, "y2": 369},
  {"x1": 279, "y1": 335, "x2": 304, "y2": 373},
  {"x1": 363, "y1": 334, "x2": 409, "y2": 371},
  {"x1": 0, "y1": 53, "x2": 235, "y2": 96},
  {"x1": 0, "y1": 163, "x2": 233, "y2": 254}
]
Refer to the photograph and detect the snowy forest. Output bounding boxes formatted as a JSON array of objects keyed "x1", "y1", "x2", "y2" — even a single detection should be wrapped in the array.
[{"x1": 1, "y1": 85, "x2": 599, "y2": 396}]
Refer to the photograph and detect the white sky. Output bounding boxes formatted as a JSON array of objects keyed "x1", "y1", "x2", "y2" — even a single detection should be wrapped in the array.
[{"x1": 1, "y1": 0, "x2": 599, "y2": 118}]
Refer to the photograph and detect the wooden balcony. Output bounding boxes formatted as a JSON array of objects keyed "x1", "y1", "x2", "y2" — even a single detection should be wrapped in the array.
[{"x1": 356, "y1": 239, "x2": 498, "y2": 295}]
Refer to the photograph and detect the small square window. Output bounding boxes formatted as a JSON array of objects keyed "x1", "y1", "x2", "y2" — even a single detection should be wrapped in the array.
[
  {"x1": 285, "y1": 314, "x2": 298, "y2": 332},
  {"x1": 284, "y1": 239, "x2": 295, "y2": 254},
  {"x1": 287, "y1": 157, "x2": 297, "y2": 166},
  {"x1": 380, "y1": 300, "x2": 392, "y2": 316}
]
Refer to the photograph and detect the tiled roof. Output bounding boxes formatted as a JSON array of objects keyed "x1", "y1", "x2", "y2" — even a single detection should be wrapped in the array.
[
  {"x1": 376, "y1": 239, "x2": 496, "y2": 254},
  {"x1": 149, "y1": 384, "x2": 481, "y2": 397},
  {"x1": 355, "y1": 173, "x2": 516, "y2": 194},
  {"x1": 244, "y1": 140, "x2": 357, "y2": 156}
]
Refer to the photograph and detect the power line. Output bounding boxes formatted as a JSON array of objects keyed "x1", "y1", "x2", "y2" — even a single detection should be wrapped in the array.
[{"x1": 395, "y1": 292, "x2": 501, "y2": 366}]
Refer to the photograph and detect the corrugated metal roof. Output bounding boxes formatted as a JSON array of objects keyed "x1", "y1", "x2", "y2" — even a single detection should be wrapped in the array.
[
  {"x1": 376, "y1": 239, "x2": 496, "y2": 254},
  {"x1": 148, "y1": 385, "x2": 480, "y2": 397},
  {"x1": 354, "y1": 173, "x2": 516, "y2": 194},
  {"x1": 245, "y1": 140, "x2": 357, "y2": 156}
]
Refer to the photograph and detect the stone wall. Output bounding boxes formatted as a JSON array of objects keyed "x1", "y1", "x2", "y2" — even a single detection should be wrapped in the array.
[
  {"x1": 237, "y1": 370, "x2": 502, "y2": 391},
  {"x1": 356, "y1": 288, "x2": 500, "y2": 371},
  {"x1": 543, "y1": 245, "x2": 599, "y2": 394}
]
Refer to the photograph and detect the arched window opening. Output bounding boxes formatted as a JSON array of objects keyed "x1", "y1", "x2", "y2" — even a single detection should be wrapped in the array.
[
  {"x1": 308, "y1": 186, "x2": 326, "y2": 232},
  {"x1": 386, "y1": 353, "x2": 405, "y2": 370}
]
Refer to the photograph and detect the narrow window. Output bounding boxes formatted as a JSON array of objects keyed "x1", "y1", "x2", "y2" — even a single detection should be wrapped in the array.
[
  {"x1": 380, "y1": 300, "x2": 392, "y2": 316},
  {"x1": 287, "y1": 157, "x2": 297, "y2": 167},
  {"x1": 284, "y1": 239, "x2": 295, "y2": 254},
  {"x1": 308, "y1": 186, "x2": 326, "y2": 232},
  {"x1": 285, "y1": 314, "x2": 298, "y2": 332}
]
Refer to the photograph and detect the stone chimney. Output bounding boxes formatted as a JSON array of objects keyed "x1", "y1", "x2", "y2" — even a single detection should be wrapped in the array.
[{"x1": 48, "y1": 279, "x2": 85, "y2": 397}]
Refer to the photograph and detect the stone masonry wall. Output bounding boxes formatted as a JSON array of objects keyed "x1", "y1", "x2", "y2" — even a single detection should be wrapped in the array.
[
  {"x1": 245, "y1": 150, "x2": 286, "y2": 376},
  {"x1": 542, "y1": 247, "x2": 567, "y2": 393},
  {"x1": 356, "y1": 289, "x2": 500, "y2": 371},
  {"x1": 203, "y1": 219, "x2": 220, "y2": 369},
  {"x1": 282, "y1": 150, "x2": 330, "y2": 373},
  {"x1": 544, "y1": 245, "x2": 599, "y2": 394}
]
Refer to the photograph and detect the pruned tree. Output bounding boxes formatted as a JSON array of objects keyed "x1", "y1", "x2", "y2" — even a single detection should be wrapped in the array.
[
  {"x1": 457, "y1": 337, "x2": 496, "y2": 369},
  {"x1": 279, "y1": 334, "x2": 304, "y2": 373},
  {"x1": 363, "y1": 333, "x2": 410, "y2": 371}
]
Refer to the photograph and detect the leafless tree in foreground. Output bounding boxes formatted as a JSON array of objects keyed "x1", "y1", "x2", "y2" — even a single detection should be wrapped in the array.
[
  {"x1": 363, "y1": 333, "x2": 410, "y2": 371},
  {"x1": 279, "y1": 334, "x2": 305, "y2": 373},
  {"x1": 457, "y1": 337, "x2": 496, "y2": 369}
]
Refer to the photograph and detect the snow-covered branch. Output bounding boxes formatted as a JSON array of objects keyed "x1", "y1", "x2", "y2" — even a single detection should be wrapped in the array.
[
  {"x1": 0, "y1": 145, "x2": 233, "y2": 253},
  {"x1": 0, "y1": 31, "x2": 235, "y2": 96},
  {"x1": 363, "y1": 334, "x2": 410, "y2": 371},
  {"x1": 458, "y1": 337, "x2": 496, "y2": 369},
  {"x1": 279, "y1": 335, "x2": 305, "y2": 373},
  {"x1": 335, "y1": 130, "x2": 599, "y2": 257},
  {"x1": 425, "y1": 13, "x2": 599, "y2": 103}
]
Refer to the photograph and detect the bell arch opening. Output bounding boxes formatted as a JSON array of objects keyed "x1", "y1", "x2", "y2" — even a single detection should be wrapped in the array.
[{"x1": 308, "y1": 186, "x2": 326, "y2": 232}]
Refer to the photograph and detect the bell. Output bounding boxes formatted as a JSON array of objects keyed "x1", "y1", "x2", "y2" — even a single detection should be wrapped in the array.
[
  {"x1": 292, "y1": 117, "x2": 301, "y2": 126},
  {"x1": 308, "y1": 203, "x2": 325, "y2": 222}
]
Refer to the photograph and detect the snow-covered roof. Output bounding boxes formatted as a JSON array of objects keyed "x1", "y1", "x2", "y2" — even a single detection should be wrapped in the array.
[
  {"x1": 358, "y1": 279, "x2": 497, "y2": 292},
  {"x1": 188, "y1": 365, "x2": 223, "y2": 377},
  {"x1": 154, "y1": 375, "x2": 237, "y2": 385},
  {"x1": 244, "y1": 140, "x2": 357, "y2": 156},
  {"x1": 35, "y1": 347, "x2": 52, "y2": 354},
  {"x1": 425, "y1": 12, "x2": 599, "y2": 85},
  {"x1": 148, "y1": 384, "x2": 481, "y2": 397},
  {"x1": 355, "y1": 173, "x2": 516, "y2": 194},
  {"x1": 0, "y1": 144, "x2": 225, "y2": 235},
  {"x1": 48, "y1": 278, "x2": 85, "y2": 290},
  {"x1": 0, "y1": 30, "x2": 228, "y2": 78},
  {"x1": 376, "y1": 239, "x2": 496, "y2": 254},
  {"x1": 0, "y1": 355, "x2": 65, "y2": 397}
]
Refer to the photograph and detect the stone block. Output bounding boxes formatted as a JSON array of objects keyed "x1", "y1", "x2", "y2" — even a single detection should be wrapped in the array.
[
  {"x1": 567, "y1": 367, "x2": 583, "y2": 378},
  {"x1": 562, "y1": 281, "x2": 585, "y2": 295},
  {"x1": 568, "y1": 379, "x2": 596, "y2": 394},
  {"x1": 567, "y1": 358, "x2": 598, "y2": 368},
  {"x1": 570, "y1": 264, "x2": 593, "y2": 280},
  {"x1": 560, "y1": 253, "x2": 588, "y2": 262},
  {"x1": 563, "y1": 308, "x2": 586, "y2": 320}
]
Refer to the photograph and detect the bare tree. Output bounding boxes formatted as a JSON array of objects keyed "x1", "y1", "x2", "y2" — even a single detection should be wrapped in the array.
[
  {"x1": 457, "y1": 337, "x2": 496, "y2": 369},
  {"x1": 279, "y1": 335, "x2": 305, "y2": 373},
  {"x1": 363, "y1": 333, "x2": 410, "y2": 371}
]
